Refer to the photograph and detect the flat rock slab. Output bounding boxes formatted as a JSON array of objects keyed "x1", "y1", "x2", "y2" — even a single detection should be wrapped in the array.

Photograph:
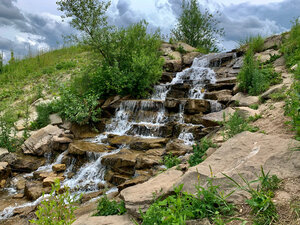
[
  {"x1": 201, "y1": 107, "x2": 235, "y2": 127},
  {"x1": 120, "y1": 169, "x2": 183, "y2": 217},
  {"x1": 73, "y1": 214, "x2": 134, "y2": 225},
  {"x1": 68, "y1": 141, "x2": 116, "y2": 155},
  {"x1": 129, "y1": 138, "x2": 169, "y2": 151},
  {"x1": 231, "y1": 92, "x2": 259, "y2": 107}
]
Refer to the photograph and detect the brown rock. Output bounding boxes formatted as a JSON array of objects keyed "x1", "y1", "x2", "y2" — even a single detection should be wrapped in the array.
[
  {"x1": 184, "y1": 99, "x2": 210, "y2": 115},
  {"x1": 129, "y1": 138, "x2": 169, "y2": 151},
  {"x1": 70, "y1": 123, "x2": 98, "y2": 139},
  {"x1": 183, "y1": 52, "x2": 202, "y2": 66},
  {"x1": 22, "y1": 125, "x2": 64, "y2": 156},
  {"x1": 33, "y1": 171, "x2": 57, "y2": 180},
  {"x1": 52, "y1": 164, "x2": 67, "y2": 172},
  {"x1": 231, "y1": 92, "x2": 260, "y2": 107},
  {"x1": 24, "y1": 181, "x2": 51, "y2": 200},
  {"x1": 105, "y1": 170, "x2": 131, "y2": 186},
  {"x1": 81, "y1": 190, "x2": 104, "y2": 203},
  {"x1": 107, "y1": 135, "x2": 134, "y2": 147},
  {"x1": 204, "y1": 90, "x2": 232, "y2": 103},
  {"x1": 13, "y1": 193, "x2": 24, "y2": 199},
  {"x1": 136, "y1": 149, "x2": 165, "y2": 169},
  {"x1": 118, "y1": 175, "x2": 151, "y2": 191},
  {"x1": 68, "y1": 140, "x2": 115, "y2": 155},
  {"x1": 0, "y1": 162, "x2": 10, "y2": 182},
  {"x1": 102, "y1": 149, "x2": 140, "y2": 175},
  {"x1": 166, "y1": 139, "x2": 193, "y2": 156},
  {"x1": 73, "y1": 214, "x2": 134, "y2": 225},
  {"x1": 201, "y1": 107, "x2": 235, "y2": 127},
  {"x1": 11, "y1": 156, "x2": 45, "y2": 173},
  {"x1": 120, "y1": 169, "x2": 183, "y2": 217},
  {"x1": 43, "y1": 176, "x2": 64, "y2": 187},
  {"x1": 174, "y1": 42, "x2": 197, "y2": 52}
]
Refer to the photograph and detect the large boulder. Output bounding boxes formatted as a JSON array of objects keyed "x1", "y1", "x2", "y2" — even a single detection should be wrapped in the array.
[
  {"x1": 174, "y1": 42, "x2": 197, "y2": 52},
  {"x1": 183, "y1": 52, "x2": 202, "y2": 66},
  {"x1": 22, "y1": 125, "x2": 64, "y2": 156},
  {"x1": 107, "y1": 135, "x2": 135, "y2": 147},
  {"x1": 263, "y1": 34, "x2": 283, "y2": 50},
  {"x1": 231, "y1": 92, "x2": 260, "y2": 107},
  {"x1": 120, "y1": 132, "x2": 300, "y2": 216},
  {"x1": 204, "y1": 90, "x2": 232, "y2": 104},
  {"x1": 255, "y1": 49, "x2": 281, "y2": 63},
  {"x1": 166, "y1": 139, "x2": 193, "y2": 156},
  {"x1": 68, "y1": 141, "x2": 115, "y2": 155},
  {"x1": 70, "y1": 123, "x2": 99, "y2": 139},
  {"x1": 24, "y1": 181, "x2": 51, "y2": 200},
  {"x1": 184, "y1": 99, "x2": 210, "y2": 115},
  {"x1": 0, "y1": 148, "x2": 8, "y2": 159},
  {"x1": 11, "y1": 156, "x2": 46, "y2": 173}
]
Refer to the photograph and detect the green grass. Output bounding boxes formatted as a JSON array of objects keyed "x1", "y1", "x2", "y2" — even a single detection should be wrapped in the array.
[
  {"x1": 0, "y1": 45, "x2": 87, "y2": 124},
  {"x1": 281, "y1": 18, "x2": 300, "y2": 140},
  {"x1": 238, "y1": 35, "x2": 265, "y2": 53}
]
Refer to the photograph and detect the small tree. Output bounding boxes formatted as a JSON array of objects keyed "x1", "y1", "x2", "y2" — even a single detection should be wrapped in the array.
[{"x1": 171, "y1": 0, "x2": 224, "y2": 53}]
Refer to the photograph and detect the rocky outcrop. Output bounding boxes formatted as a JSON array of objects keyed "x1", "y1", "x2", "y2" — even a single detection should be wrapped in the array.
[
  {"x1": 129, "y1": 138, "x2": 168, "y2": 151},
  {"x1": 24, "y1": 181, "x2": 51, "y2": 200},
  {"x1": 121, "y1": 132, "x2": 300, "y2": 216},
  {"x1": 0, "y1": 162, "x2": 10, "y2": 188},
  {"x1": 184, "y1": 99, "x2": 210, "y2": 114},
  {"x1": 73, "y1": 214, "x2": 134, "y2": 225},
  {"x1": 22, "y1": 125, "x2": 63, "y2": 156}
]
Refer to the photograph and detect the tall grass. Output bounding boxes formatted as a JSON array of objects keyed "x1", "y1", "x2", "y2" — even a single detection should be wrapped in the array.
[{"x1": 238, "y1": 35, "x2": 265, "y2": 53}]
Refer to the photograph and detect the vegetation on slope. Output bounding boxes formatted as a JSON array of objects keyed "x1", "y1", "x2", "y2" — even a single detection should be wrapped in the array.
[{"x1": 281, "y1": 19, "x2": 300, "y2": 140}]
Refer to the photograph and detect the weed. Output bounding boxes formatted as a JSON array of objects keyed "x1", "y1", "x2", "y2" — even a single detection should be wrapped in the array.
[
  {"x1": 0, "y1": 117, "x2": 20, "y2": 152},
  {"x1": 94, "y1": 194, "x2": 126, "y2": 216},
  {"x1": 238, "y1": 35, "x2": 265, "y2": 53},
  {"x1": 290, "y1": 199, "x2": 300, "y2": 219},
  {"x1": 224, "y1": 167, "x2": 280, "y2": 225},
  {"x1": 30, "y1": 179, "x2": 80, "y2": 225},
  {"x1": 249, "y1": 104, "x2": 259, "y2": 110},
  {"x1": 140, "y1": 177, "x2": 235, "y2": 225},
  {"x1": 269, "y1": 89, "x2": 286, "y2": 101},
  {"x1": 167, "y1": 54, "x2": 175, "y2": 60},
  {"x1": 248, "y1": 114, "x2": 262, "y2": 122},
  {"x1": 176, "y1": 45, "x2": 187, "y2": 54},
  {"x1": 163, "y1": 153, "x2": 181, "y2": 169},
  {"x1": 189, "y1": 138, "x2": 217, "y2": 167},
  {"x1": 222, "y1": 112, "x2": 259, "y2": 140}
]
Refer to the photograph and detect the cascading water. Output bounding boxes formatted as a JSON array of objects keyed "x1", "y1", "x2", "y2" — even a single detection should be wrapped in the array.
[{"x1": 0, "y1": 53, "x2": 226, "y2": 221}]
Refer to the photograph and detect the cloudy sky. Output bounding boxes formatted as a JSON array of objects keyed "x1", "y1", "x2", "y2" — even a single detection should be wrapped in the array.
[{"x1": 0, "y1": 0, "x2": 299, "y2": 61}]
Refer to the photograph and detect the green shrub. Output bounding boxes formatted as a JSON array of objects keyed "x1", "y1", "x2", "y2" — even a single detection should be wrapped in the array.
[
  {"x1": 239, "y1": 35, "x2": 265, "y2": 53},
  {"x1": 31, "y1": 103, "x2": 56, "y2": 130},
  {"x1": 249, "y1": 104, "x2": 259, "y2": 110},
  {"x1": 94, "y1": 194, "x2": 126, "y2": 216},
  {"x1": 30, "y1": 180, "x2": 80, "y2": 225},
  {"x1": 55, "y1": 87, "x2": 101, "y2": 125},
  {"x1": 176, "y1": 45, "x2": 187, "y2": 54},
  {"x1": 163, "y1": 153, "x2": 181, "y2": 169},
  {"x1": 0, "y1": 117, "x2": 20, "y2": 152},
  {"x1": 222, "y1": 112, "x2": 259, "y2": 140},
  {"x1": 56, "y1": 61, "x2": 76, "y2": 70},
  {"x1": 189, "y1": 138, "x2": 216, "y2": 167},
  {"x1": 238, "y1": 47, "x2": 282, "y2": 96},
  {"x1": 140, "y1": 179, "x2": 234, "y2": 225}
]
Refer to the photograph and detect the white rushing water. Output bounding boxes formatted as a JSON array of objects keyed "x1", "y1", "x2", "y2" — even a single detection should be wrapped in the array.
[{"x1": 0, "y1": 53, "x2": 225, "y2": 221}]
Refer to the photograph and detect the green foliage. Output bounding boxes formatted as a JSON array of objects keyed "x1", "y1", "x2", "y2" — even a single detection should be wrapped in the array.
[
  {"x1": 140, "y1": 179, "x2": 234, "y2": 225},
  {"x1": 222, "y1": 112, "x2": 259, "y2": 140},
  {"x1": 171, "y1": 0, "x2": 224, "y2": 53},
  {"x1": 94, "y1": 194, "x2": 126, "y2": 216},
  {"x1": 269, "y1": 89, "x2": 287, "y2": 101},
  {"x1": 163, "y1": 153, "x2": 181, "y2": 169},
  {"x1": 0, "y1": 117, "x2": 20, "y2": 152},
  {"x1": 239, "y1": 35, "x2": 265, "y2": 53},
  {"x1": 8, "y1": 51, "x2": 15, "y2": 65},
  {"x1": 176, "y1": 45, "x2": 187, "y2": 54},
  {"x1": 55, "y1": 87, "x2": 101, "y2": 125},
  {"x1": 238, "y1": 47, "x2": 282, "y2": 95},
  {"x1": 282, "y1": 18, "x2": 300, "y2": 140},
  {"x1": 31, "y1": 103, "x2": 57, "y2": 130},
  {"x1": 0, "y1": 52, "x2": 3, "y2": 74},
  {"x1": 30, "y1": 179, "x2": 80, "y2": 225},
  {"x1": 249, "y1": 104, "x2": 259, "y2": 110},
  {"x1": 189, "y1": 138, "x2": 216, "y2": 167},
  {"x1": 57, "y1": 0, "x2": 163, "y2": 99},
  {"x1": 224, "y1": 167, "x2": 280, "y2": 225},
  {"x1": 56, "y1": 61, "x2": 76, "y2": 70}
]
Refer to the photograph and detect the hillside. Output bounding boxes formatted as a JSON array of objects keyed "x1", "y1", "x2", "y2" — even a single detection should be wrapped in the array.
[{"x1": 0, "y1": 30, "x2": 299, "y2": 225}]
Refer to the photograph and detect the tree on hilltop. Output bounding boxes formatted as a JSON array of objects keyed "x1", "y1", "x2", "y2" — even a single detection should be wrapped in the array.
[{"x1": 171, "y1": 0, "x2": 224, "y2": 53}]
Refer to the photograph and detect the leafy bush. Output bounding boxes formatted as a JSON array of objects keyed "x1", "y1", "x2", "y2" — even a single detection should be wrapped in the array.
[
  {"x1": 224, "y1": 167, "x2": 280, "y2": 225},
  {"x1": 30, "y1": 180, "x2": 80, "y2": 225},
  {"x1": 31, "y1": 103, "x2": 56, "y2": 130},
  {"x1": 238, "y1": 47, "x2": 282, "y2": 96},
  {"x1": 222, "y1": 112, "x2": 259, "y2": 140},
  {"x1": 163, "y1": 153, "x2": 181, "y2": 169},
  {"x1": 55, "y1": 87, "x2": 101, "y2": 125},
  {"x1": 189, "y1": 138, "x2": 216, "y2": 167},
  {"x1": 94, "y1": 194, "x2": 126, "y2": 216},
  {"x1": 0, "y1": 117, "x2": 20, "y2": 152},
  {"x1": 140, "y1": 180, "x2": 234, "y2": 225}
]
